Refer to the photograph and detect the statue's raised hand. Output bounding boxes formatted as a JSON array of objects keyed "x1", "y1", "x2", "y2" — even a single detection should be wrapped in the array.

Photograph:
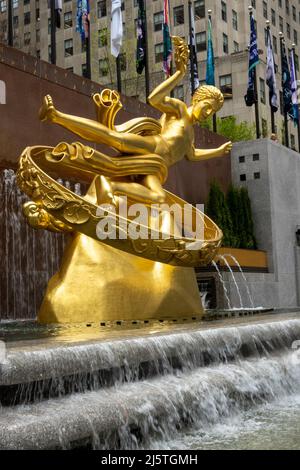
[
  {"x1": 39, "y1": 95, "x2": 56, "y2": 122},
  {"x1": 172, "y1": 36, "x2": 189, "y2": 74}
]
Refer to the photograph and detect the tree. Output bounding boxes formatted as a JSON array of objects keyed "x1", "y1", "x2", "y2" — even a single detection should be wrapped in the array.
[
  {"x1": 200, "y1": 116, "x2": 255, "y2": 142},
  {"x1": 239, "y1": 187, "x2": 257, "y2": 249},
  {"x1": 226, "y1": 185, "x2": 241, "y2": 248},
  {"x1": 206, "y1": 181, "x2": 234, "y2": 247}
]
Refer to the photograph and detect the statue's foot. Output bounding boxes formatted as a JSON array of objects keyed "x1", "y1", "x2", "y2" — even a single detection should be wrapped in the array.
[{"x1": 39, "y1": 95, "x2": 55, "y2": 122}]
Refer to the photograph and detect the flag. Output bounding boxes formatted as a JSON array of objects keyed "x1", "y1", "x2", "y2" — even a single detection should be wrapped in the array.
[
  {"x1": 163, "y1": 0, "x2": 172, "y2": 77},
  {"x1": 244, "y1": 14, "x2": 259, "y2": 107},
  {"x1": 136, "y1": 0, "x2": 146, "y2": 74},
  {"x1": 189, "y1": 1, "x2": 199, "y2": 89},
  {"x1": 280, "y1": 39, "x2": 293, "y2": 117},
  {"x1": 206, "y1": 16, "x2": 215, "y2": 86},
  {"x1": 111, "y1": 0, "x2": 123, "y2": 58},
  {"x1": 48, "y1": 0, "x2": 62, "y2": 28},
  {"x1": 289, "y1": 49, "x2": 299, "y2": 125},
  {"x1": 76, "y1": 0, "x2": 90, "y2": 43},
  {"x1": 266, "y1": 28, "x2": 278, "y2": 112},
  {"x1": 55, "y1": 0, "x2": 62, "y2": 28}
]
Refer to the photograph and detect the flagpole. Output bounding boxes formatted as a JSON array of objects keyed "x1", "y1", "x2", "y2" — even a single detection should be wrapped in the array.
[
  {"x1": 249, "y1": 6, "x2": 260, "y2": 139},
  {"x1": 50, "y1": 0, "x2": 57, "y2": 65},
  {"x1": 188, "y1": 1, "x2": 195, "y2": 96},
  {"x1": 279, "y1": 32, "x2": 289, "y2": 148},
  {"x1": 266, "y1": 21, "x2": 276, "y2": 135},
  {"x1": 208, "y1": 10, "x2": 217, "y2": 133},
  {"x1": 116, "y1": 56, "x2": 122, "y2": 93},
  {"x1": 144, "y1": 4, "x2": 150, "y2": 97},
  {"x1": 7, "y1": 0, "x2": 13, "y2": 47},
  {"x1": 85, "y1": 17, "x2": 91, "y2": 79},
  {"x1": 292, "y1": 43, "x2": 300, "y2": 152}
]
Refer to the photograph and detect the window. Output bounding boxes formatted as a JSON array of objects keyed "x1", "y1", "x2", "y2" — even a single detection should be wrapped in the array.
[
  {"x1": 279, "y1": 0, "x2": 282, "y2": 7},
  {"x1": 286, "y1": 0, "x2": 290, "y2": 16},
  {"x1": 233, "y1": 41, "x2": 239, "y2": 53},
  {"x1": 251, "y1": 0, "x2": 256, "y2": 8},
  {"x1": 219, "y1": 74, "x2": 232, "y2": 95},
  {"x1": 271, "y1": 9, "x2": 276, "y2": 26},
  {"x1": 13, "y1": 0, "x2": 18, "y2": 8},
  {"x1": 287, "y1": 23, "x2": 291, "y2": 39},
  {"x1": 223, "y1": 33, "x2": 228, "y2": 54},
  {"x1": 99, "y1": 58, "x2": 108, "y2": 76},
  {"x1": 24, "y1": 0, "x2": 30, "y2": 4},
  {"x1": 240, "y1": 174, "x2": 246, "y2": 182},
  {"x1": 82, "y1": 63, "x2": 87, "y2": 78},
  {"x1": 174, "y1": 85, "x2": 184, "y2": 101},
  {"x1": 97, "y1": 0, "x2": 107, "y2": 18},
  {"x1": 98, "y1": 28, "x2": 107, "y2": 47},
  {"x1": 259, "y1": 78, "x2": 266, "y2": 104},
  {"x1": 64, "y1": 11, "x2": 72, "y2": 29},
  {"x1": 24, "y1": 11, "x2": 30, "y2": 25},
  {"x1": 36, "y1": 8, "x2": 40, "y2": 21},
  {"x1": 24, "y1": 31, "x2": 30, "y2": 45},
  {"x1": 279, "y1": 16, "x2": 283, "y2": 32},
  {"x1": 194, "y1": 0, "x2": 205, "y2": 19},
  {"x1": 293, "y1": 6, "x2": 296, "y2": 21},
  {"x1": 232, "y1": 10, "x2": 238, "y2": 30},
  {"x1": 173, "y1": 5, "x2": 184, "y2": 26},
  {"x1": 195, "y1": 31, "x2": 206, "y2": 52},
  {"x1": 0, "y1": 0, "x2": 7, "y2": 10},
  {"x1": 155, "y1": 43, "x2": 163, "y2": 62},
  {"x1": 64, "y1": 38, "x2": 73, "y2": 57},
  {"x1": 253, "y1": 154, "x2": 259, "y2": 161},
  {"x1": 254, "y1": 172, "x2": 261, "y2": 179},
  {"x1": 239, "y1": 156, "x2": 245, "y2": 163},
  {"x1": 13, "y1": 15, "x2": 18, "y2": 28},
  {"x1": 294, "y1": 30, "x2": 298, "y2": 45},
  {"x1": 221, "y1": 1, "x2": 227, "y2": 22},
  {"x1": 263, "y1": 1, "x2": 268, "y2": 19},
  {"x1": 153, "y1": 11, "x2": 163, "y2": 32}
]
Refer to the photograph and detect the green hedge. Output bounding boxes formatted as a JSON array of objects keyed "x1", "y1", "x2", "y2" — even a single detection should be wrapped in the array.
[{"x1": 206, "y1": 181, "x2": 257, "y2": 249}]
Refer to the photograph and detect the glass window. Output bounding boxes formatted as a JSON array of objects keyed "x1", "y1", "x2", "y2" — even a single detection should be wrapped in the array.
[
  {"x1": 223, "y1": 33, "x2": 228, "y2": 54},
  {"x1": 221, "y1": 1, "x2": 227, "y2": 22},
  {"x1": 24, "y1": 11, "x2": 30, "y2": 25},
  {"x1": 194, "y1": 0, "x2": 205, "y2": 19},
  {"x1": 263, "y1": 1, "x2": 268, "y2": 19},
  {"x1": 97, "y1": 1, "x2": 107, "y2": 18},
  {"x1": 173, "y1": 5, "x2": 184, "y2": 26},
  {"x1": 219, "y1": 74, "x2": 232, "y2": 95},
  {"x1": 271, "y1": 9, "x2": 276, "y2": 26},
  {"x1": 64, "y1": 11, "x2": 72, "y2": 29},
  {"x1": 232, "y1": 10, "x2": 238, "y2": 30},
  {"x1": 195, "y1": 31, "x2": 206, "y2": 52},
  {"x1": 155, "y1": 43, "x2": 164, "y2": 62},
  {"x1": 64, "y1": 38, "x2": 73, "y2": 57},
  {"x1": 153, "y1": 11, "x2": 163, "y2": 32}
]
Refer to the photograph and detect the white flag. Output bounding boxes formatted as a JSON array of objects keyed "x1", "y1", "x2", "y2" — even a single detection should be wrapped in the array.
[
  {"x1": 111, "y1": 0, "x2": 123, "y2": 58},
  {"x1": 266, "y1": 29, "x2": 278, "y2": 112}
]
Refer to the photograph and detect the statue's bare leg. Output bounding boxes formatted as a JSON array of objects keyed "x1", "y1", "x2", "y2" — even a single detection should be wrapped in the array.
[
  {"x1": 110, "y1": 175, "x2": 165, "y2": 204},
  {"x1": 39, "y1": 95, "x2": 157, "y2": 155}
]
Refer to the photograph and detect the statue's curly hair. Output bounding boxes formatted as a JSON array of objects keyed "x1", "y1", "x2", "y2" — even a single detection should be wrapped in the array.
[{"x1": 192, "y1": 85, "x2": 224, "y2": 112}]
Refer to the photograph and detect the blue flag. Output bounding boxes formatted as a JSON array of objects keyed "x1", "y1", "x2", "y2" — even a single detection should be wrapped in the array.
[
  {"x1": 281, "y1": 39, "x2": 293, "y2": 117},
  {"x1": 76, "y1": 0, "x2": 90, "y2": 43},
  {"x1": 289, "y1": 49, "x2": 299, "y2": 125},
  {"x1": 206, "y1": 17, "x2": 215, "y2": 86},
  {"x1": 244, "y1": 14, "x2": 259, "y2": 107}
]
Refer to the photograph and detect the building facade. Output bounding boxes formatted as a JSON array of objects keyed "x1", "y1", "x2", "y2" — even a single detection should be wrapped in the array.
[{"x1": 0, "y1": 1, "x2": 300, "y2": 146}]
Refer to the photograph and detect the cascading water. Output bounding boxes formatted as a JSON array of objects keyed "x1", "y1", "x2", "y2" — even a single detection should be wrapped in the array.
[
  {"x1": 1, "y1": 316, "x2": 300, "y2": 450},
  {"x1": 0, "y1": 169, "x2": 82, "y2": 321},
  {"x1": 212, "y1": 260, "x2": 232, "y2": 309},
  {"x1": 217, "y1": 255, "x2": 244, "y2": 309},
  {"x1": 225, "y1": 253, "x2": 255, "y2": 308}
]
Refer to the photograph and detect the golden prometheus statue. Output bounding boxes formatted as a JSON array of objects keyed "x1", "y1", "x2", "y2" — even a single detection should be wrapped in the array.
[{"x1": 17, "y1": 37, "x2": 231, "y2": 325}]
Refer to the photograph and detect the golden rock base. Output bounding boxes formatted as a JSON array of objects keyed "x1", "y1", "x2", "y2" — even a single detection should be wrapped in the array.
[{"x1": 38, "y1": 233, "x2": 203, "y2": 324}]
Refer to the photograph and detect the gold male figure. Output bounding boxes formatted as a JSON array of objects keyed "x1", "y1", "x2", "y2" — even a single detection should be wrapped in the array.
[{"x1": 39, "y1": 37, "x2": 232, "y2": 204}]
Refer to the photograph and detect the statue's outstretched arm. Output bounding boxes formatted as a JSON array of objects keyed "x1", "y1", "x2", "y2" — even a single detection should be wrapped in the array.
[
  {"x1": 189, "y1": 142, "x2": 232, "y2": 161},
  {"x1": 148, "y1": 37, "x2": 188, "y2": 115}
]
